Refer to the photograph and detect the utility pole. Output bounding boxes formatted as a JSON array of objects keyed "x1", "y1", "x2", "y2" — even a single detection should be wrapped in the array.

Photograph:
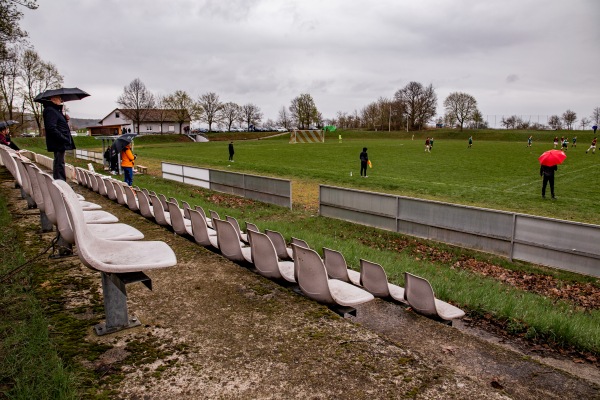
[{"x1": 388, "y1": 103, "x2": 391, "y2": 132}]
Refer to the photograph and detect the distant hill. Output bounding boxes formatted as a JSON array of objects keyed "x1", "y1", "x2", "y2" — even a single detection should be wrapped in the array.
[{"x1": 70, "y1": 118, "x2": 100, "y2": 129}]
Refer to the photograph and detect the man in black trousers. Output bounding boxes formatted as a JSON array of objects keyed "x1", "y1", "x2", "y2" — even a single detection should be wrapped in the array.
[
  {"x1": 43, "y1": 95, "x2": 75, "y2": 181},
  {"x1": 540, "y1": 164, "x2": 557, "y2": 199}
]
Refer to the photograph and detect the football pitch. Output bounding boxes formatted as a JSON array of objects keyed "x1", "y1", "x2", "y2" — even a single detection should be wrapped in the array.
[{"x1": 137, "y1": 132, "x2": 599, "y2": 225}]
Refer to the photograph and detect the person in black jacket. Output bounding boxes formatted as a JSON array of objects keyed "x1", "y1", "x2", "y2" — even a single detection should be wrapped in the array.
[
  {"x1": 43, "y1": 96, "x2": 75, "y2": 180},
  {"x1": 540, "y1": 164, "x2": 557, "y2": 199},
  {"x1": 359, "y1": 147, "x2": 369, "y2": 177},
  {"x1": 228, "y1": 141, "x2": 235, "y2": 161}
]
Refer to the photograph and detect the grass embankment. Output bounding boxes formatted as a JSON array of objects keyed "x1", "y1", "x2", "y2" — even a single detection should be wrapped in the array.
[
  {"x1": 13, "y1": 129, "x2": 600, "y2": 354},
  {"x1": 0, "y1": 182, "x2": 78, "y2": 399}
]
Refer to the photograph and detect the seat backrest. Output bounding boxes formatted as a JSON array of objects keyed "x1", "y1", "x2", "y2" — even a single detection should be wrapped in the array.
[
  {"x1": 167, "y1": 201, "x2": 188, "y2": 235},
  {"x1": 209, "y1": 210, "x2": 220, "y2": 221},
  {"x1": 212, "y1": 218, "x2": 245, "y2": 262},
  {"x1": 188, "y1": 209, "x2": 214, "y2": 246},
  {"x1": 226, "y1": 216, "x2": 244, "y2": 241},
  {"x1": 112, "y1": 181, "x2": 127, "y2": 205},
  {"x1": 83, "y1": 170, "x2": 93, "y2": 189},
  {"x1": 135, "y1": 189, "x2": 154, "y2": 218},
  {"x1": 96, "y1": 175, "x2": 108, "y2": 196},
  {"x1": 359, "y1": 259, "x2": 391, "y2": 298},
  {"x1": 181, "y1": 201, "x2": 191, "y2": 219},
  {"x1": 123, "y1": 185, "x2": 139, "y2": 211},
  {"x1": 104, "y1": 177, "x2": 117, "y2": 201},
  {"x1": 34, "y1": 168, "x2": 56, "y2": 223},
  {"x1": 24, "y1": 163, "x2": 44, "y2": 210},
  {"x1": 248, "y1": 230, "x2": 282, "y2": 279},
  {"x1": 158, "y1": 193, "x2": 169, "y2": 211},
  {"x1": 13, "y1": 156, "x2": 33, "y2": 196},
  {"x1": 404, "y1": 272, "x2": 438, "y2": 318},
  {"x1": 293, "y1": 244, "x2": 335, "y2": 305},
  {"x1": 50, "y1": 180, "x2": 88, "y2": 247},
  {"x1": 168, "y1": 197, "x2": 179, "y2": 207},
  {"x1": 291, "y1": 237, "x2": 309, "y2": 249},
  {"x1": 149, "y1": 194, "x2": 170, "y2": 226},
  {"x1": 265, "y1": 229, "x2": 291, "y2": 260},
  {"x1": 246, "y1": 222, "x2": 259, "y2": 233},
  {"x1": 6, "y1": 153, "x2": 23, "y2": 186},
  {"x1": 194, "y1": 205, "x2": 208, "y2": 219},
  {"x1": 45, "y1": 173, "x2": 76, "y2": 243},
  {"x1": 322, "y1": 247, "x2": 351, "y2": 282}
]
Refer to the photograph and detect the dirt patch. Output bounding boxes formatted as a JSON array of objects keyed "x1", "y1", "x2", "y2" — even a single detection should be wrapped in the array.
[{"x1": 2, "y1": 172, "x2": 599, "y2": 399}]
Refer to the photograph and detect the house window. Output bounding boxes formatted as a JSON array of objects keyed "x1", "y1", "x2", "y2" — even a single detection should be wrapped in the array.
[
  {"x1": 146, "y1": 126, "x2": 153, "y2": 131},
  {"x1": 168, "y1": 125, "x2": 175, "y2": 132},
  {"x1": 115, "y1": 111, "x2": 120, "y2": 118}
]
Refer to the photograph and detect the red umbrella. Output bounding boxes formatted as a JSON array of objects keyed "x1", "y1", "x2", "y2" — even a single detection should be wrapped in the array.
[{"x1": 538, "y1": 149, "x2": 567, "y2": 166}]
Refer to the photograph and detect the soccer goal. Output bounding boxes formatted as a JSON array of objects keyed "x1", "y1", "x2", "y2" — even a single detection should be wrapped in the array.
[{"x1": 289, "y1": 130, "x2": 325, "y2": 144}]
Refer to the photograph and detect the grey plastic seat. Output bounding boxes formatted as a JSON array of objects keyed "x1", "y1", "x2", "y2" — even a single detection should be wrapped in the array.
[
  {"x1": 293, "y1": 244, "x2": 374, "y2": 312},
  {"x1": 359, "y1": 259, "x2": 407, "y2": 304},
  {"x1": 123, "y1": 185, "x2": 139, "y2": 211},
  {"x1": 209, "y1": 210, "x2": 220, "y2": 222},
  {"x1": 248, "y1": 230, "x2": 295, "y2": 282},
  {"x1": 158, "y1": 193, "x2": 169, "y2": 212},
  {"x1": 103, "y1": 177, "x2": 118, "y2": 201},
  {"x1": 404, "y1": 272, "x2": 465, "y2": 323},
  {"x1": 167, "y1": 201, "x2": 192, "y2": 236},
  {"x1": 322, "y1": 247, "x2": 361, "y2": 286},
  {"x1": 188, "y1": 209, "x2": 218, "y2": 248},
  {"x1": 95, "y1": 174, "x2": 108, "y2": 196},
  {"x1": 149, "y1": 194, "x2": 171, "y2": 227},
  {"x1": 245, "y1": 222, "x2": 259, "y2": 233},
  {"x1": 45, "y1": 174, "x2": 144, "y2": 242},
  {"x1": 136, "y1": 189, "x2": 155, "y2": 219},
  {"x1": 291, "y1": 237, "x2": 309, "y2": 249},
  {"x1": 195, "y1": 205, "x2": 212, "y2": 228},
  {"x1": 181, "y1": 201, "x2": 192, "y2": 219},
  {"x1": 212, "y1": 218, "x2": 252, "y2": 263},
  {"x1": 264, "y1": 229, "x2": 294, "y2": 261},
  {"x1": 226, "y1": 215, "x2": 248, "y2": 243},
  {"x1": 53, "y1": 179, "x2": 177, "y2": 335},
  {"x1": 112, "y1": 180, "x2": 128, "y2": 206}
]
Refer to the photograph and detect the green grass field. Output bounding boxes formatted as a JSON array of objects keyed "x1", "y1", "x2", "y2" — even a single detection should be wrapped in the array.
[{"x1": 111, "y1": 129, "x2": 598, "y2": 224}]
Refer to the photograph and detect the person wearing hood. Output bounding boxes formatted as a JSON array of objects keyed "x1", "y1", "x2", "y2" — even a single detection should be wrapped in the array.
[
  {"x1": 0, "y1": 123, "x2": 18, "y2": 150},
  {"x1": 43, "y1": 96, "x2": 75, "y2": 180},
  {"x1": 121, "y1": 142, "x2": 136, "y2": 186}
]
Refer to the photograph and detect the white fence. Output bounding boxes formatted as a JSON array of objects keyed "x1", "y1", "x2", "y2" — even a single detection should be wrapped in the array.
[{"x1": 320, "y1": 185, "x2": 600, "y2": 277}]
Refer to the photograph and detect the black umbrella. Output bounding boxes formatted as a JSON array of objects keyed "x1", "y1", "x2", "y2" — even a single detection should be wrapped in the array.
[
  {"x1": 34, "y1": 87, "x2": 90, "y2": 103},
  {"x1": 111, "y1": 133, "x2": 137, "y2": 154},
  {"x1": 0, "y1": 120, "x2": 18, "y2": 130}
]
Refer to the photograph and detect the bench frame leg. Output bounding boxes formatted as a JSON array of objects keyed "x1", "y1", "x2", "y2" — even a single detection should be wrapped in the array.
[{"x1": 94, "y1": 271, "x2": 152, "y2": 336}]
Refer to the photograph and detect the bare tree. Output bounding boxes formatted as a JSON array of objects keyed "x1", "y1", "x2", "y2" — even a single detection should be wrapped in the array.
[
  {"x1": 361, "y1": 102, "x2": 379, "y2": 130},
  {"x1": 154, "y1": 94, "x2": 168, "y2": 134},
  {"x1": 562, "y1": 109, "x2": 577, "y2": 130},
  {"x1": 471, "y1": 109, "x2": 485, "y2": 129},
  {"x1": 117, "y1": 78, "x2": 155, "y2": 134},
  {"x1": 20, "y1": 49, "x2": 63, "y2": 134},
  {"x1": 277, "y1": 106, "x2": 291, "y2": 129},
  {"x1": 197, "y1": 92, "x2": 222, "y2": 132},
  {"x1": 220, "y1": 102, "x2": 241, "y2": 131},
  {"x1": 240, "y1": 103, "x2": 262, "y2": 131},
  {"x1": 289, "y1": 93, "x2": 318, "y2": 129},
  {"x1": 590, "y1": 107, "x2": 600, "y2": 126},
  {"x1": 164, "y1": 90, "x2": 195, "y2": 134},
  {"x1": 443, "y1": 92, "x2": 478, "y2": 131},
  {"x1": 0, "y1": 44, "x2": 20, "y2": 121},
  {"x1": 548, "y1": 115, "x2": 562, "y2": 130},
  {"x1": 1, "y1": 0, "x2": 36, "y2": 51},
  {"x1": 394, "y1": 82, "x2": 437, "y2": 130}
]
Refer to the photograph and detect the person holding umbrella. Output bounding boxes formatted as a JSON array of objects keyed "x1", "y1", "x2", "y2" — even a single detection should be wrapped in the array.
[
  {"x1": 120, "y1": 142, "x2": 136, "y2": 186},
  {"x1": 0, "y1": 120, "x2": 20, "y2": 150},
  {"x1": 538, "y1": 149, "x2": 566, "y2": 200},
  {"x1": 36, "y1": 88, "x2": 90, "y2": 181}
]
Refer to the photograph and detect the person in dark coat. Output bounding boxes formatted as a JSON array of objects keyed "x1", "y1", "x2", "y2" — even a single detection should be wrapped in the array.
[
  {"x1": 540, "y1": 164, "x2": 557, "y2": 199},
  {"x1": 359, "y1": 147, "x2": 369, "y2": 177},
  {"x1": 43, "y1": 96, "x2": 75, "y2": 180},
  {"x1": 228, "y1": 141, "x2": 235, "y2": 162}
]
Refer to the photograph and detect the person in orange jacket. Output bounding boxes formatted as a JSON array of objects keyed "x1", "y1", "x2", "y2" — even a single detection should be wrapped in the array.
[{"x1": 121, "y1": 143, "x2": 136, "y2": 186}]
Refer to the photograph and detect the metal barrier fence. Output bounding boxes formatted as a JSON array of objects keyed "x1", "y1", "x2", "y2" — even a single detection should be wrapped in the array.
[
  {"x1": 162, "y1": 162, "x2": 292, "y2": 209},
  {"x1": 75, "y1": 149, "x2": 104, "y2": 164},
  {"x1": 320, "y1": 185, "x2": 600, "y2": 277}
]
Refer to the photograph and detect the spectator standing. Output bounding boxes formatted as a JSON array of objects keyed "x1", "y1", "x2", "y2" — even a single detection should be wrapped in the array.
[
  {"x1": 593, "y1": 125, "x2": 597, "y2": 135},
  {"x1": 228, "y1": 141, "x2": 235, "y2": 162},
  {"x1": 120, "y1": 143, "x2": 135, "y2": 186},
  {"x1": 359, "y1": 147, "x2": 369, "y2": 177},
  {"x1": 540, "y1": 164, "x2": 557, "y2": 199},
  {"x1": 43, "y1": 95, "x2": 75, "y2": 181}
]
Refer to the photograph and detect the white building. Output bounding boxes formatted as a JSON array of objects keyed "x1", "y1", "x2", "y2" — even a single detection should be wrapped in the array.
[{"x1": 88, "y1": 108, "x2": 191, "y2": 136}]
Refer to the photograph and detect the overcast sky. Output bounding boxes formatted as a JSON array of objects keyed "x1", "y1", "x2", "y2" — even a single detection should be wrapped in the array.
[{"x1": 21, "y1": 0, "x2": 600, "y2": 126}]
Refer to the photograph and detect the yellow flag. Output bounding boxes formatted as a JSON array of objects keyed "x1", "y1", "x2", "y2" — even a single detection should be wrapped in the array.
[{"x1": 368, "y1": 160, "x2": 373, "y2": 168}]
